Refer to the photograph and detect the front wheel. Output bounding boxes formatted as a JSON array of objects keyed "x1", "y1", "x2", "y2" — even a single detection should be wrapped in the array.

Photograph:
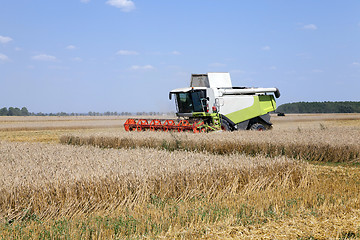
[
  {"x1": 249, "y1": 123, "x2": 266, "y2": 131},
  {"x1": 221, "y1": 119, "x2": 232, "y2": 131}
]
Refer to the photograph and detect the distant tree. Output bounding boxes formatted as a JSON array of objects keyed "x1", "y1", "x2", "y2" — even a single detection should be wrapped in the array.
[
  {"x1": 21, "y1": 107, "x2": 29, "y2": 116},
  {"x1": 8, "y1": 107, "x2": 22, "y2": 116},
  {"x1": 0, "y1": 107, "x2": 8, "y2": 116},
  {"x1": 277, "y1": 101, "x2": 360, "y2": 114},
  {"x1": 338, "y1": 105, "x2": 354, "y2": 113}
]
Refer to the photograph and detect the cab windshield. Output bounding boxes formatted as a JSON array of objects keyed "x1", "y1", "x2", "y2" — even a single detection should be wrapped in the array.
[{"x1": 175, "y1": 90, "x2": 206, "y2": 113}]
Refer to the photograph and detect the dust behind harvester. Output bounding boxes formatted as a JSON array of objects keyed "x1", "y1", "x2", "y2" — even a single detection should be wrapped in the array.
[{"x1": 124, "y1": 72, "x2": 280, "y2": 132}]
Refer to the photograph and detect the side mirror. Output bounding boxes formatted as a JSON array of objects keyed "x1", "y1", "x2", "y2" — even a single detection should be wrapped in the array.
[
  {"x1": 169, "y1": 93, "x2": 172, "y2": 100},
  {"x1": 274, "y1": 88, "x2": 280, "y2": 98}
]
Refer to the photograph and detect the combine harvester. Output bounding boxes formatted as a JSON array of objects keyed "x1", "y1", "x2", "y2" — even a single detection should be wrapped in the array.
[{"x1": 124, "y1": 72, "x2": 280, "y2": 132}]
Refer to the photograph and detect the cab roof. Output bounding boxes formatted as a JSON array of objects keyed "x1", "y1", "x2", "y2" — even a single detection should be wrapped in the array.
[{"x1": 169, "y1": 87, "x2": 207, "y2": 94}]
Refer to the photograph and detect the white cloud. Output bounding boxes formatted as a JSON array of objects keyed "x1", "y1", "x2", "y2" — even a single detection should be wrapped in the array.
[
  {"x1": 0, "y1": 53, "x2": 9, "y2": 61},
  {"x1": 302, "y1": 24, "x2": 317, "y2": 30},
  {"x1": 15, "y1": 47, "x2": 22, "y2": 51},
  {"x1": 262, "y1": 46, "x2": 271, "y2": 51},
  {"x1": 0, "y1": 35, "x2": 12, "y2": 44},
  {"x1": 116, "y1": 50, "x2": 139, "y2": 55},
  {"x1": 171, "y1": 51, "x2": 181, "y2": 55},
  {"x1": 106, "y1": 0, "x2": 135, "y2": 12},
  {"x1": 32, "y1": 54, "x2": 57, "y2": 62},
  {"x1": 352, "y1": 62, "x2": 360, "y2": 66},
  {"x1": 66, "y1": 45, "x2": 77, "y2": 50},
  {"x1": 131, "y1": 65, "x2": 154, "y2": 70},
  {"x1": 80, "y1": 0, "x2": 90, "y2": 2}
]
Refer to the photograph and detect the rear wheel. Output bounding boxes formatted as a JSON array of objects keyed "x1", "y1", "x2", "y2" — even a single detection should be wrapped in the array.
[
  {"x1": 250, "y1": 123, "x2": 266, "y2": 131},
  {"x1": 221, "y1": 119, "x2": 231, "y2": 131}
]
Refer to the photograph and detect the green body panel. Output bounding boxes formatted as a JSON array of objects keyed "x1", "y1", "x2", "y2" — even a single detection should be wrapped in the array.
[
  {"x1": 189, "y1": 95, "x2": 276, "y2": 129},
  {"x1": 191, "y1": 112, "x2": 221, "y2": 131},
  {"x1": 192, "y1": 112, "x2": 218, "y2": 118},
  {"x1": 225, "y1": 95, "x2": 276, "y2": 124}
]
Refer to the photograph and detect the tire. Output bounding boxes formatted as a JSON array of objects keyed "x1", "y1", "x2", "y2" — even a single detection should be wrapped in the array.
[
  {"x1": 250, "y1": 123, "x2": 266, "y2": 131},
  {"x1": 221, "y1": 119, "x2": 232, "y2": 131}
]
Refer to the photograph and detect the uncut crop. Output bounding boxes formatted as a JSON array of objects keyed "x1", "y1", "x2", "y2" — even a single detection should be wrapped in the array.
[
  {"x1": 0, "y1": 141, "x2": 307, "y2": 221},
  {"x1": 61, "y1": 128, "x2": 360, "y2": 163},
  {"x1": 0, "y1": 141, "x2": 310, "y2": 238}
]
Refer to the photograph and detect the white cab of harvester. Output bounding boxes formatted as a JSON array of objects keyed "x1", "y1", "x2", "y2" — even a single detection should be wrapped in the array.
[{"x1": 190, "y1": 72, "x2": 232, "y2": 88}]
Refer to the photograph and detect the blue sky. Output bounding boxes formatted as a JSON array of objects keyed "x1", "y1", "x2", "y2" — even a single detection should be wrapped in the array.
[{"x1": 1, "y1": 1, "x2": 359, "y2": 113}]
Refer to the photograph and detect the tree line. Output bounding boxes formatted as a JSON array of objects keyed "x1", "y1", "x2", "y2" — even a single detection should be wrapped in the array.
[
  {"x1": 0, "y1": 107, "x2": 174, "y2": 116},
  {"x1": 277, "y1": 101, "x2": 360, "y2": 114},
  {"x1": 0, "y1": 107, "x2": 30, "y2": 116}
]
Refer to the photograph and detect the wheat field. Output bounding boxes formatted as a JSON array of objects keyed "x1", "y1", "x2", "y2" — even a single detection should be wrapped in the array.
[
  {"x1": 60, "y1": 127, "x2": 360, "y2": 163},
  {"x1": 1, "y1": 114, "x2": 360, "y2": 239}
]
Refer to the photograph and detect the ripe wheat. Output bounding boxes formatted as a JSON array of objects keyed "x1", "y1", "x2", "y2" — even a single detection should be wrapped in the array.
[
  {"x1": 60, "y1": 128, "x2": 360, "y2": 163},
  {"x1": 0, "y1": 141, "x2": 308, "y2": 224}
]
